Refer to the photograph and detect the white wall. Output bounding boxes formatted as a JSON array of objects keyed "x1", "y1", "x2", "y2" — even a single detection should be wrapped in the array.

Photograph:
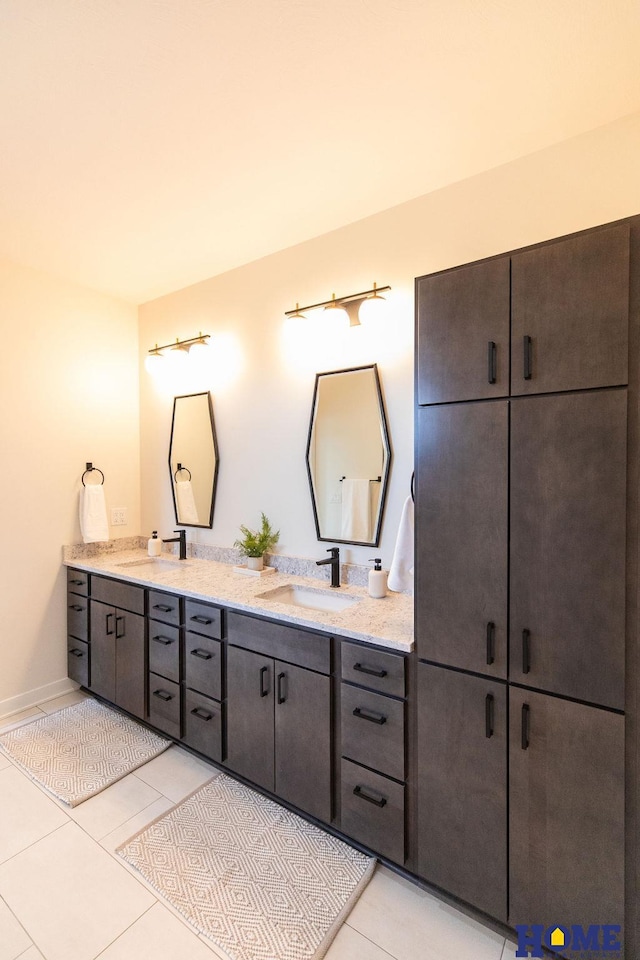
[
  {"x1": 0, "y1": 260, "x2": 140, "y2": 716},
  {"x1": 139, "y1": 112, "x2": 640, "y2": 569}
]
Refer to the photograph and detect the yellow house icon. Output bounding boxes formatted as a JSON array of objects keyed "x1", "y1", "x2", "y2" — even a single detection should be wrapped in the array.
[{"x1": 550, "y1": 928, "x2": 566, "y2": 947}]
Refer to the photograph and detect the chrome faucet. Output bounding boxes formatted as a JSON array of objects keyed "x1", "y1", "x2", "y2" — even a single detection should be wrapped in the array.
[
  {"x1": 316, "y1": 546, "x2": 340, "y2": 587},
  {"x1": 163, "y1": 529, "x2": 187, "y2": 560}
]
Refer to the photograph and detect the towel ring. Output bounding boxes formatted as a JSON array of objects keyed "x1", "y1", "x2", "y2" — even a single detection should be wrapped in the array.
[
  {"x1": 411, "y1": 471, "x2": 415, "y2": 502},
  {"x1": 174, "y1": 464, "x2": 192, "y2": 481},
  {"x1": 82, "y1": 462, "x2": 105, "y2": 486}
]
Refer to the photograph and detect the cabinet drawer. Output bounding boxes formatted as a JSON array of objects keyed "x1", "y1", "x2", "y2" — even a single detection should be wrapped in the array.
[
  {"x1": 148, "y1": 673, "x2": 181, "y2": 739},
  {"x1": 341, "y1": 684, "x2": 405, "y2": 781},
  {"x1": 148, "y1": 621, "x2": 180, "y2": 683},
  {"x1": 67, "y1": 638, "x2": 89, "y2": 687},
  {"x1": 341, "y1": 759, "x2": 405, "y2": 864},
  {"x1": 341, "y1": 642, "x2": 405, "y2": 697},
  {"x1": 183, "y1": 689, "x2": 222, "y2": 762},
  {"x1": 67, "y1": 596, "x2": 89, "y2": 641},
  {"x1": 184, "y1": 599, "x2": 223, "y2": 639},
  {"x1": 92, "y1": 576, "x2": 145, "y2": 615},
  {"x1": 185, "y1": 633, "x2": 222, "y2": 699},
  {"x1": 227, "y1": 611, "x2": 330, "y2": 674},
  {"x1": 148, "y1": 590, "x2": 181, "y2": 626},
  {"x1": 67, "y1": 568, "x2": 89, "y2": 596}
]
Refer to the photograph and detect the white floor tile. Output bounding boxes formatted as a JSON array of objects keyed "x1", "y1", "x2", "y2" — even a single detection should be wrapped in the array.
[
  {"x1": 96, "y1": 902, "x2": 219, "y2": 959},
  {"x1": 15, "y1": 948, "x2": 44, "y2": 960},
  {"x1": 0, "y1": 709, "x2": 44, "y2": 735},
  {"x1": 0, "y1": 752, "x2": 12, "y2": 771},
  {"x1": 133, "y1": 745, "x2": 215, "y2": 802},
  {"x1": 0, "y1": 895, "x2": 32, "y2": 960},
  {"x1": 38, "y1": 690, "x2": 89, "y2": 715},
  {"x1": 0, "y1": 766, "x2": 69, "y2": 864},
  {"x1": 325, "y1": 923, "x2": 396, "y2": 959},
  {"x1": 346, "y1": 866, "x2": 505, "y2": 960},
  {"x1": 0, "y1": 821, "x2": 155, "y2": 960},
  {"x1": 68, "y1": 773, "x2": 163, "y2": 840},
  {"x1": 100, "y1": 797, "x2": 175, "y2": 854}
]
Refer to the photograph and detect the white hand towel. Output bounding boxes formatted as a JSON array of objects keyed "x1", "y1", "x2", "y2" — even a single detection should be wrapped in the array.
[
  {"x1": 79, "y1": 484, "x2": 109, "y2": 543},
  {"x1": 176, "y1": 479, "x2": 199, "y2": 525},
  {"x1": 341, "y1": 479, "x2": 371, "y2": 542},
  {"x1": 388, "y1": 495, "x2": 414, "y2": 593}
]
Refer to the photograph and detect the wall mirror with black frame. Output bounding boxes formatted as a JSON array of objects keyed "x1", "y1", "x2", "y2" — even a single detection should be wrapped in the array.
[
  {"x1": 306, "y1": 364, "x2": 392, "y2": 546},
  {"x1": 168, "y1": 391, "x2": 219, "y2": 528}
]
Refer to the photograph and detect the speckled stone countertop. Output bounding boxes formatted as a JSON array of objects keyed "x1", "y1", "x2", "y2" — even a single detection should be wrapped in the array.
[{"x1": 63, "y1": 547, "x2": 413, "y2": 653}]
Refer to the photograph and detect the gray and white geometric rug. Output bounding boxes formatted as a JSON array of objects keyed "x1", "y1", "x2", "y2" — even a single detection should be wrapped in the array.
[
  {"x1": 117, "y1": 773, "x2": 376, "y2": 960},
  {"x1": 0, "y1": 698, "x2": 170, "y2": 806}
]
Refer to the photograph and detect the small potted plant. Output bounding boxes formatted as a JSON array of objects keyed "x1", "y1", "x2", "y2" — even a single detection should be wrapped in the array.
[{"x1": 234, "y1": 512, "x2": 280, "y2": 571}]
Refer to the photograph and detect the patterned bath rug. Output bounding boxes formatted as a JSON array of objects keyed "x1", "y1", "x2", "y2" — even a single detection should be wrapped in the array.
[
  {"x1": 0, "y1": 698, "x2": 170, "y2": 806},
  {"x1": 117, "y1": 773, "x2": 376, "y2": 960}
]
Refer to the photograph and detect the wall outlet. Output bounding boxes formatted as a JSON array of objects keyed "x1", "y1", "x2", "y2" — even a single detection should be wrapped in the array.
[{"x1": 111, "y1": 507, "x2": 128, "y2": 526}]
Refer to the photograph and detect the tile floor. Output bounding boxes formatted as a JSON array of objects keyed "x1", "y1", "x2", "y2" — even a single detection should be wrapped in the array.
[{"x1": 0, "y1": 692, "x2": 520, "y2": 960}]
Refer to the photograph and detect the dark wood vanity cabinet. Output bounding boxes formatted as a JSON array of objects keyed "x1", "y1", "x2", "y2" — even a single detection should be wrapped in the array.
[
  {"x1": 415, "y1": 402, "x2": 508, "y2": 677},
  {"x1": 67, "y1": 569, "x2": 90, "y2": 687},
  {"x1": 509, "y1": 389, "x2": 627, "y2": 710},
  {"x1": 182, "y1": 598, "x2": 224, "y2": 763},
  {"x1": 508, "y1": 687, "x2": 625, "y2": 933},
  {"x1": 89, "y1": 578, "x2": 145, "y2": 720},
  {"x1": 146, "y1": 591, "x2": 182, "y2": 737},
  {"x1": 415, "y1": 215, "x2": 635, "y2": 953},
  {"x1": 416, "y1": 256, "x2": 510, "y2": 404},
  {"x1": 510, "y1": 224, "x2": 629, "y2": 395},
  {"x1": 339, "y1": 642, "x2": 407, "y2": 865},
  {"x1": 417, "y1": 664, "x2": 507, "y2": 922},
  {"x1": 417, "y1": 222, "x2": 629, "y2": 404},
  {"x1": 225, "y1": 612, "x2": 332, "y2": 824}
]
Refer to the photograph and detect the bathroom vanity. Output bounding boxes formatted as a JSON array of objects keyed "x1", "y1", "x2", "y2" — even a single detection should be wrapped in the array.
[{"x1": 65, "y1": 550, "x2": 412, "y2": 867}]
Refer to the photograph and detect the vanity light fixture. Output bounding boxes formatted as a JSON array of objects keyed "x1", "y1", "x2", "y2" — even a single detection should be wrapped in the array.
[
  {"x1": 284, "y1": 283, "x2": 391, "y2": 327},
  {"x1": 144, "y1": 333, "x2": 211, "y2": 375}
]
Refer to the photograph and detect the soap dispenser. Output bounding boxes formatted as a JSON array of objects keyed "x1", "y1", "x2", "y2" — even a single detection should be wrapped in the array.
[
  {"x1": 368, "y1": 558, "x2": 387, "y2": 599},
  {"x1": 148, "y1": 531, "x2": 161, "y2": 557}
]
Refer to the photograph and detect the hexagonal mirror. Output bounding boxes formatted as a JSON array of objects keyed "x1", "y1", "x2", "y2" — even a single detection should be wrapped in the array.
[
  {"x1": 306, "y1": 364, "x2": 392, "y2": 546},
  {"x1": 168, "y1": 391, "x2": 219, "y2": 528}
]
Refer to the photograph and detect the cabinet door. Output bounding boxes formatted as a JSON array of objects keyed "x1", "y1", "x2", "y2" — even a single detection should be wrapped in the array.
[
  {"x1": 275, "y1": 661, "x2": 331, "y2": 823},
  {"x1": 225, "y1": 646, "x2": 274, "y2": 791},
  {"x1": 416, "y1": 402, "x2": 508, "y2": 676},
  {"x1": 89, "y1": 600, "x2": 116, "y2": 702},
  {"x1": 115, "y1": 610, "x2": 145, "y2": 719},
  {"x1": 417, "y1": 664, "x2": 507, "y2": 922},
  {"x1": 509, "y1": 687, "x2": 624, "y2": 932},
  {"x1": 510, "y1": 390, "x2": 626, "y2": 709},
  {"x1": 416, "y1": 257, "x2": 510, "y2": 405},
  {"x1": 511, "y1": 224, "x2": 629, "y2": 395}
]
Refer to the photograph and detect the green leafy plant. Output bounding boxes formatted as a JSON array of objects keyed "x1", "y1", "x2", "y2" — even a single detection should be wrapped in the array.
[{"x1": 234, "y1": 512, "x2": 280, "y2": 558}]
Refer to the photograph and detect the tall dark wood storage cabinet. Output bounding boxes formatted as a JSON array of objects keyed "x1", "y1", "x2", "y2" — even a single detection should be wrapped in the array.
[{"x1": 414, "y1": 217, "x2": 639, "y2": 958}]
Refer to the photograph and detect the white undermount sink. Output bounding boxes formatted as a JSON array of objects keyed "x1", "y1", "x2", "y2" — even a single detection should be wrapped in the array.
[
  {"x1": 256, "y1": 583, "x2": 360, "y2": 613},
  {"x1": 116, "y1": 557, "x2": 187, "y2": 571}
]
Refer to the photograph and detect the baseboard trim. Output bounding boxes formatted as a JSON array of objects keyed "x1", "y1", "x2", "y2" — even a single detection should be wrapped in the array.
[{"x1": 0, "y1": 678, "x2": 80, "y2": 721}]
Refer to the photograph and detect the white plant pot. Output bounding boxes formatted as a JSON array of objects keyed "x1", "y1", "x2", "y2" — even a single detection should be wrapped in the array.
[{"x1": 246, "y1": 556, "x2": 264, "y2": 571}]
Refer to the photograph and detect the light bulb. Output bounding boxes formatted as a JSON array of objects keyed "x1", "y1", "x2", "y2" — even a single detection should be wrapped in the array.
[
  {"x1": 144, "y1": 349, "x2": 163, "y2": 375},
  {"x1": 189, "y1": 337, "x2": 210, "y2": 361},
  {"x1": 167, "y1": 343, "x2": 189, "y2": 371},
  {"x1": 323, "y1": 295, "x2": 349, "y2": 326},
  {"x1": 358, "y1": 286, "x2": 387, "y2": 324}
]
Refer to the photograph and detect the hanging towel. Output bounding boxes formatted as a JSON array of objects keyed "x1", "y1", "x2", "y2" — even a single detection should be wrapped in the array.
[
  {"x1": 176, "y1": 479, "x2": 199, "y2": 525},
  {"x1": 341, "y1": 479, "x2": 371, "y2": 542},
  {"x1": 388, "y1": 495, "x2": 414, "y2": 592},
  {"x1": 79, "y1": 484, "x2": 109, "y2": 543}
]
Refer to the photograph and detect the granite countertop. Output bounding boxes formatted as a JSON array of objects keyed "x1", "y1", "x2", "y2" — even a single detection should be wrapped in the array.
[{"x1": 63, "y1": 548, "x2": 413, "y2": 653}]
